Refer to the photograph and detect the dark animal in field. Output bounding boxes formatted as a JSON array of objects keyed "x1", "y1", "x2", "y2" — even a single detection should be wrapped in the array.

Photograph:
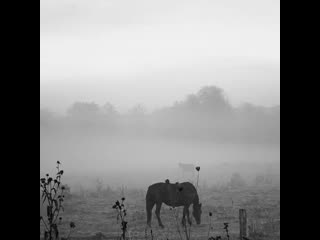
[{"x1": 146, "y1": 181, "x2": 202, "y2": 228}]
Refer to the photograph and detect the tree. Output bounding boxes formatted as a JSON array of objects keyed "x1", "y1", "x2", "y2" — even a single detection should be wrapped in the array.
[
  {"x1": 102, "y1": 102, "x2": 117, "y2": 116},
  {"x1": 185, "y1": 94, "x2": 199, "y2": 110},
  {"x1": 40, "y1": 109, "x2": 57, "y2": 127},
  {"x1": 67, "y1": 102, "x2": 101, "y2": 119},
  {"x1": 128, "y1": 104, "x2": 146, "y2": 117},
  {"x1": 196, "y1": 86, "x2": 232, "y2": 113}
]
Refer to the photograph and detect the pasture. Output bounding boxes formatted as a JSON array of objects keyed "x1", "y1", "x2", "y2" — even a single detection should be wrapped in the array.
[
  {"x1": 40, "y1": 182, "x2": 280, "y2": 240},
  {"x1": 40, "y1": 135, "x2": 279, "y2": 240}
]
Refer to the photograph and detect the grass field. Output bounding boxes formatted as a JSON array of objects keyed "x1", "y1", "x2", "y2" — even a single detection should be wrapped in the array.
[{"x1": 40, "y1": 183, "x2": 280, "y2": 240}]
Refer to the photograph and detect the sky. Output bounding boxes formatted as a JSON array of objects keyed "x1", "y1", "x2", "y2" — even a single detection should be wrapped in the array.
[{"x1": 40, "y1": 0, "x2": 280, "y2": 113}]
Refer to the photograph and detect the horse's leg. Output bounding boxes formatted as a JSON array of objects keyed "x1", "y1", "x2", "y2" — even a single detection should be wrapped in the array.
[
  {"x1": 186, "y1": 206, "x2": 192, "y2": 225},
  {"x1": 182, "y1": 206, "x2": 187, "y2": 226},
  {"x1": 146, "y1": 200, "x2": 155, "y2": 227},
  {"x1": 155, "y1": 202, "x2": 164, "y2": 228}
]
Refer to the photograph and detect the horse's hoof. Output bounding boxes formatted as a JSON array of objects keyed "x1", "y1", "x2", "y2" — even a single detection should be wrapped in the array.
[{"x1": 159, "y1": 224, "x2": 165, "y2": 229}]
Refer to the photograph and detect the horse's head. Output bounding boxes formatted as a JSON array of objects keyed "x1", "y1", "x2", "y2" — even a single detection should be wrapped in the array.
[{"x1": 192, "y1": 203, "x2": 202, "y2": 224}]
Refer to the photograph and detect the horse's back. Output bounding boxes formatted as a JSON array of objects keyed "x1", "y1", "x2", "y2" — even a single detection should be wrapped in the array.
[
  {"x1": 146, "y1": 182, "x2": 196, "y2": 193},
  {"x1": 146, "y1": 181, "x2": 197, "y2": 206},
  {"x1": 178, "y1": 182, "x2": 197, "y2": 198},
  {"x1": 146, "y1": 182, "x2": 166, "y2": 201},
  {"x1": 179, "y1": 182, "x2": 197, "y2": 192}
]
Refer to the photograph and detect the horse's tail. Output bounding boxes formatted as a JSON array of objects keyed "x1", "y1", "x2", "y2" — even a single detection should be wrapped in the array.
[
  {"x1": 146, "y1": 186, "x2": 151, "y2": 200},
  {"x1": 146, "y1": 186, "x2": 155, "y2": 203},
  {"x1": 146, "y1": 187, "x2": 155, "y2": 226}
]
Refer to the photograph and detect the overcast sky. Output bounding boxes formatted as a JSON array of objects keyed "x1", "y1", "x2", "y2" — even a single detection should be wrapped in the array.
[{"x1": 40, "y1": 0, "x2": 280, "y2": 113}]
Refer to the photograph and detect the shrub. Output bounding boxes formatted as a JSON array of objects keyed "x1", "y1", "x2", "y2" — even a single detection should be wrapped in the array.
[
  {"x1": 112, "y1": 197, "x2": 128, "y2": 240},
  {"x1": 40, "y1": 161, "x2": 75, "y2": 240}
]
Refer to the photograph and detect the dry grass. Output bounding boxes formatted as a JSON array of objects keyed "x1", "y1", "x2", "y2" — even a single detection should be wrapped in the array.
[{"x1": 40, "y1": 184, "x2": 279, "y2": 240}]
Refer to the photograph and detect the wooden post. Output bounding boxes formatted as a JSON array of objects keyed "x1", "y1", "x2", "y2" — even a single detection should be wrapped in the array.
[{"x1": 239, "y1": 209, "x2": 247, "y2": 239}]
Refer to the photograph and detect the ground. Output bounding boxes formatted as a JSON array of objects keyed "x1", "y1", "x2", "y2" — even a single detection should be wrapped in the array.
[{"x1": 40, "y1": 184, "x2": 280, "y2": 240}]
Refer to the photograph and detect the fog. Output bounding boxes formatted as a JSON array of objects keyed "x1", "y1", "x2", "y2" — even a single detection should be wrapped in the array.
[
  {"x1": 41, "y1": 134, "x2": 279, "y2": 190},
  {"x1": 40, "y1": 60, "x2": 280, "y2": 114},
  {"x1": 40, "y1": 86, "x2": 279, "y2": 191},
  {"x1": 41, "y1": 0, "x2": 280, "y2": 113},
  {"x1": 40, "y1": 0, "x2": 280, "y2": 192}
]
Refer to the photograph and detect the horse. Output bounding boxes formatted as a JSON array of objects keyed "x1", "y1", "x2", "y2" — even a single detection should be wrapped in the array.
[{"x1": 146, "y1": 181, "x2": 202, "y2": 228}]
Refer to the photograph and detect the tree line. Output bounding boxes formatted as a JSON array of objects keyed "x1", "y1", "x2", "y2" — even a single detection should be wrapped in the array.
[{"x1": 40, "y1": 86, "x2": 280, "y2": 144}]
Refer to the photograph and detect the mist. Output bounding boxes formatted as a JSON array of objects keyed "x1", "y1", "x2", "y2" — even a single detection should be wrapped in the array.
[
  {"x1": 41, "y1": 0, "x2": 280, "y2": 114},
  {"x1": 40, "y1": 85, "x2": 279, "y2": 190},
  {"x1": 40, "y1": 1, "x2": 280, "y2": 238}
]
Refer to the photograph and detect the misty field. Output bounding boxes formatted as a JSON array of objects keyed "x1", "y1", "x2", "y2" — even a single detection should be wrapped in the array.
[
  {"x1": 40, "y1": 134, "x2": 279, "y2": 187},
  {"x1": 41, "y1": 0, "x2": 280, "y2": 238},
  {"x1": 40, "y1": 182, "x2": 279, "y2": 240},
  {"x1": 41, "y1": 132, "x2": 279, "y2": 240}
]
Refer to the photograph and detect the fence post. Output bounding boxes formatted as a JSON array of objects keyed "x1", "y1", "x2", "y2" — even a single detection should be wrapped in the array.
[{"x1": 239, "y1": 209, "x2": 247, "y2": 239}]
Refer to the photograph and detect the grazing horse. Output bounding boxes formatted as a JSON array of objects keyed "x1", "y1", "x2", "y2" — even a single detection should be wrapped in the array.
[{"x1": 146, "y1": 181, "x2": 202, "y2": 228}]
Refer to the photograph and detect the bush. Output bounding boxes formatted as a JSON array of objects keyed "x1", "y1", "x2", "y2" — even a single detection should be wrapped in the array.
[{"x1": 40, "y1": 161, "x2": 75, "y2": 240}]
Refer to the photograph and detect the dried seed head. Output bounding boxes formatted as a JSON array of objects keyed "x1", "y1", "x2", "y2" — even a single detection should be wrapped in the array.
[{"x1": 70, "y1": 222, "x2": 75, "y2": 228}]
